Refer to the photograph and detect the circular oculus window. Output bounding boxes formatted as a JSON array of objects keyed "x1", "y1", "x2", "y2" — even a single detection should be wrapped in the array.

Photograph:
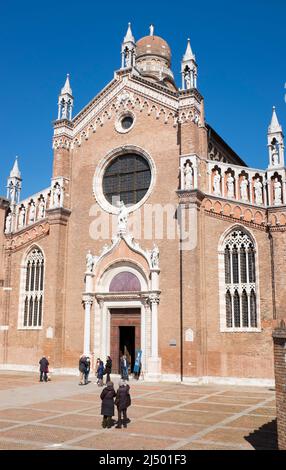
[
  {"x1": 115, "y1": 112, "x2": 135, "y2": 133},
  {"x1": 102, "y1": 153, "x2": 151, "y2": 207}
]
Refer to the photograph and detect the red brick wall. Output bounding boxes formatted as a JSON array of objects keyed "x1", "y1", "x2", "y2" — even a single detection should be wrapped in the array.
[{"x1": 272, "y1": 321, "x2": 286, "y2": 450}]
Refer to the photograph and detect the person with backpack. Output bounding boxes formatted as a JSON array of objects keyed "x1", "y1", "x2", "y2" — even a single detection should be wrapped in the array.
[
  {"x1": 96, "y1": 358, "x2": 104, "y2": 386},
  {"x1": 84, "y1": 356, "x2": 91, "y2": 385},
  {"x1": 39, "y1": 356, "x2": 49, "y2": 382},
  {"x1": 78, "y1": 354, "x2": 87, "y2": 385}
]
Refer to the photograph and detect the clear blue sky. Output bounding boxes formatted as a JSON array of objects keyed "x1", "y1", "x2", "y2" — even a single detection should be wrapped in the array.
[{"x1": 0, "y1": 0, "x2": 285, "y2": 199}]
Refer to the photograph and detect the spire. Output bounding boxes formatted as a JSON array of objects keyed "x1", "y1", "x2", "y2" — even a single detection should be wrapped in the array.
[
  {"x1": 269, "y1": 106, "x2": 282, "y2": 133},
  {"x1": 61, "y1": 74, "x2": 72, "y2": 95},
  {"x1": 10, "y1": 156, "x2": 21, "y2": 179},
  {"x1": 7, "y1": 156, "x2": 22, "y2": 204},
  {"x1": 181, "y1": 38, "x2": 198, "y2": 90},
  {"x1": 183, "y1": 38, "x2": 195, "y2": 61},
  {"x1": 124, "y1": 22, "x2": 135, "y2": 43},
  {"x1": 267, "y1": 106, "x2": 284, "y2": 168},
  {"x1": 121, "y1": 22, "x2": 136, "y2": 69},
  {"x1": 57, "y1": 74, "x2": 74, "y2": 120}
]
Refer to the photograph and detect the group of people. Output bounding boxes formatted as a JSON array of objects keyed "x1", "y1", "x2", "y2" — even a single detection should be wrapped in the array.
[
  {"x1": 100, "y1": 379, "x2": 131, "y2": 429},
  {"x1": 96, "y1": 356, "x2": 112, "y2": 386}
]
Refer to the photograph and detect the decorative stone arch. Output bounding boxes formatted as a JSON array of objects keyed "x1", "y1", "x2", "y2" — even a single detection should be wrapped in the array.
[
  {"x1": 18, "y1": 244, "x2": 46, "y2": 330},
  {"x1": 82, "y1": 234, "x2": 161, "y2": 379},
  {"x1": 96, "y1": 259, "x2": 149, "y2": 293},
  {"x1": 217, "y1": 224, "x2": 261, "y2": 332}
]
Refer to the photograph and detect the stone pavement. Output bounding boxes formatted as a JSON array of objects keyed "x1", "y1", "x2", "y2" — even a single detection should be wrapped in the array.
[{"x1": 0, "y1": 371, "x2": 277, "y2": 450}]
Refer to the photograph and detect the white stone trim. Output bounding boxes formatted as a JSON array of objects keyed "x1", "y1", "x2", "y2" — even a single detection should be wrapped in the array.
[
  {"x1": 114, "y1": 110, "x2": 136, "y2": 134},
  {"x1": 17, "y1": 244, "x2": 46, "y2": 330},
  {"x1": 93, "y1": 144, "x2": 156, "y2": 215},
  {"x1": 217, "y1": 224, "x2": 261, "y2": 333}
]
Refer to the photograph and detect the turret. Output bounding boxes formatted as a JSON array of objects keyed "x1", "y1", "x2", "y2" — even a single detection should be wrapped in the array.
[
  {"x1": 181, "y1": 38, "x2": 197, "y2": 90},
  {"x1": 57, "y1": 74, "x2": 73, "y2": 121}
]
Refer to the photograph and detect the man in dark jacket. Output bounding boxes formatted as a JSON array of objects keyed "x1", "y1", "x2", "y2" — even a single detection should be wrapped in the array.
[
  {"x1": 104, "y1": 356, "x2": 112, "y2": 384},
  {"x1": 100, "y1": 381, "x2": 116, "y2": 428},
  {"x1": 39, "y1": 356, "x2": 49, "y2": 382},
  {"x1": 78, "y1": 354, "x2": 87, "y2": 385},
  {"x1": 115, "y1": 379, "x2": 131, "y2": 428}
]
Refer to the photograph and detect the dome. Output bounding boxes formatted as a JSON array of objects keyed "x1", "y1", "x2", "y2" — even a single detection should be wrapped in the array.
[{"x1": 136, "y1": 35, "x2": 171, "y2": 65}]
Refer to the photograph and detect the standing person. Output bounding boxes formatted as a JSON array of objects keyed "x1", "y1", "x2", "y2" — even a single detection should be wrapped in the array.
[
  {"x1": 39, "y1": 356, "x2": 49, "y2": 382},
  {"x1": 100, "y1": 381, "x2": 116, "y2": 428},
  {"x1": 84, "y1": 356, "x2": 91, "y2": 385},
  {"x1": 120, "y1": 355, "x2": 129, "y2": 381},
  {"x1": 78, "y1": 354, "x2": 87, "y2": 385},
  {"x1": 115, "y1": 379, "x2": 131, "y2": 428},
  {"x1": 105, "y1": 356, "x2": 112, "y2": 384},
  {"x1": 96, "y1": 358, "x2": 104, "y2": 386}
]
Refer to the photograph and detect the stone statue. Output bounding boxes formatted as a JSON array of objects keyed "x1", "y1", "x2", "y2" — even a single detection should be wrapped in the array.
[
  {"x1": 226, "y1": 173, "x2": 235, "y2": 198},
  {"x1": 213, "y1": 170, "x2": 221, "y2": 195},
  {"x1": 184, "y1": 70, "x2": 191, "y2": 90},
  {"x1": 149, "y1": 24, "x2": 154, "y2": 36},
  {"x1": 38, "y1": 199, "x2": 45, "y2": 218},
  {"x1": 29, "y1": 202, "x2": 36, "y2": 223},
  {"x1": 274, "y1": 177, "x2": 282, "y2": 205},
  {"x1": 5, "y1": 212, "x2": 12, "y2": 234},
  {"x1": 184, "y1": 162, "x2": 193, "y2": 189},
  {"x1": 125, "y1": 49, "x2": 132, "y2": 67},
  {"x1": 254, "y1": 178, "x2": 263, "y2": 205},
  {"x1": 18, "y1": 206, "x2": 26, "y2": 228},
  {"x1": 53, "y1": 183, "x2": 62, "y2": 207},
  {"x1": 117, "y1": 201, "x2": 128, "y2": 233},
  {"x1": 240, "y1": 175, "x2": 248, "y2": 201},
  {"x1": 272, "y1": 144, "x2": 279, "y2": 166},
  {"x1": 150, "y1": 244, "x2": 159, "y2": 268},
  {"x1": 61, "y1": 103, "x2": 67, "y2": 119},
  {"x1": 86, "y1": 250, "x2": 95, "y2": 273}
]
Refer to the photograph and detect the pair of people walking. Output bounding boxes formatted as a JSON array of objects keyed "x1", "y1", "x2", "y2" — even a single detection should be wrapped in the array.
[
  {"x1": 78, "y1": 354, "x2": 91, "y2": 385},
  {"x1": 96, "y1": 356, "x2": 112, "y2": 386},
  {"x1": 100, "y1": 379, "x2": 131, "y2": 429}
]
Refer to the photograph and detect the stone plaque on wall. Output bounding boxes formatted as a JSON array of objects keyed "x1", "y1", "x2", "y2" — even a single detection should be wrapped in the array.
[{"x1": 185, "y1": 328, "x2": 194, "y2": 342}]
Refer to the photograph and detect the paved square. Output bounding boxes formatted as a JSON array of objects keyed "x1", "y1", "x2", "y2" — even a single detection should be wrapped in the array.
[{"x1": 0, "y1": 371, "x2": 278, "y2": 450}]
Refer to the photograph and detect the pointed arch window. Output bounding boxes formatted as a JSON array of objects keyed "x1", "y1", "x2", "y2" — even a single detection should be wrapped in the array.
[
  {"x1": 21, "y1": 248, "x2": 45, "y2": 328},
  {"x1": 222, "y1": 230, "x2": 258, "y2": 330}
]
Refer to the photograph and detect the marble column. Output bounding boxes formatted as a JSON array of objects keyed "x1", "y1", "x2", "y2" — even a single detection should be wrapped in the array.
[{"x1": 82, "y1": 295, "x2": 93, "y2": 356}]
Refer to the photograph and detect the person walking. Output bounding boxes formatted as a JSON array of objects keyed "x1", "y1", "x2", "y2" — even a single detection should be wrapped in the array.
[
  {"x1": 105, "y1": 356, "x2": 112, "y2": 384},
  {"x1": 84, "y1": 356, "x2": 91, "y2": 385},
  {"x1": 96, "y1": 358, "x2": 104, "y2": 386},
  {"x1": 115, "y1": 379, "x2": 131, "y2": 428},
  {"x1": 78, "y1": 354, "x2": 87, "y2": 385},
  {"x1": 39, "y1": 356, "x2": 49, "y2": 382},
  {"x1": 100, "y1": 381, "x2": 116, "y2": 429}
]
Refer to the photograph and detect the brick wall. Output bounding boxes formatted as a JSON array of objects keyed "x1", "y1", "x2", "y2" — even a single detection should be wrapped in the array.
[{"x1": 272, "y1": 320, "x2": 286, "y2": 450}]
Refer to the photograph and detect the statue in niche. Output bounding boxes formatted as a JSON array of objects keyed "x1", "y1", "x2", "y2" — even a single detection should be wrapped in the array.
[
  {"x1": 271, "y1": 143, "x2": 279, "y2": 166},
  {"x1": 240, "y1": 175, "x2": 249, "y2": 201},
  {"x1": 213, "y1": 170, "x2": 221, "y2": 195},
  {"x1": 53, "y1": 183, "x2": 62, "y2": 207},
  {"x1": 150, "y1": 244, "x2": 159, "y2": 268},
  {"x1": 226, "y1": 173, "x2": 235, "y2": 198},
  {"x1": 183, "y1": 162, "x2": 193, "y2": 189},
  {"x1": 5, "y1": 212, "x2": 12, "y2": 233},
  {"x1": 29, "y1": 201, "x2": 36, "y2": 223},
  {"x1": 86, "y1": 250, "x2": 95, "y2": 273},
  {"x1": 274, "y1": 177, "x2": 282, "y2": 205},
  {"x1": 18, "y1": 206, "x2": 26, "y2": 227},
  {"x1": 117, "y1": 200, "x2": 128, "y2": 233},
  {"x1": 38, "y1": 199, "x2": 45, "y2": 218},
  {"x1": 184, "y1": 70, "x2": 191, "y2": 90},
  {"x1": 61, "y1": 103, "x2": 67, "y2": 119},
  {"x1": 254, "y1": 178, "x2": 263, "y2": 205}
]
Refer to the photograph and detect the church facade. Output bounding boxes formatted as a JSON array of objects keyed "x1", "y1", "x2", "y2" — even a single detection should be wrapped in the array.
[{"x1": 0, "y1": 25, "x2": 285, "y2": 384}]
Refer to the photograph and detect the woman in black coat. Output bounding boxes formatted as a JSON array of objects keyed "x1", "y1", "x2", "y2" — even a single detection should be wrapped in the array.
[
  {"x1": 100, "y1": 381, "x2": 116, "y2": 428},
  {"x1": 115, "y1": 380, "x2": 131, "y2": 428}
]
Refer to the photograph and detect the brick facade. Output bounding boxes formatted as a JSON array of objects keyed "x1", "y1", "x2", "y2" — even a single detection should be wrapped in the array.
[
  {"x1": 0, "y1": 30, "x2": 285, "y2": 383},
  {"x1": 272, "y1": 320, "x2": 286, "y2": 450}
]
